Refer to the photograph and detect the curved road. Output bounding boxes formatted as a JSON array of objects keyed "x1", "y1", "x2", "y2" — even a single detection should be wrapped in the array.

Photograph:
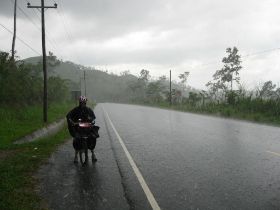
[{"x1": 37, "y1": 103, "x2": 280, "y2": 210}]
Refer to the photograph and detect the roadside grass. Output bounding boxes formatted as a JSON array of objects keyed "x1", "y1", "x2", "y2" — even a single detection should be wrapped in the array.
[
  {"x1": 0, "y1": 126, "x2": 70, "y2": 210},
  {"x1": 0, "y1": 102, "x2": 74, "y2": 148},
  {"x1": 0, "y1": 102, "x2": 96, "y2": 210},
  {"x1": 0, "y1": 102, "x2": 75, "y2": 209},
  {"x1": 131, "y1": 101, "x2": 280, "y2": 126}
]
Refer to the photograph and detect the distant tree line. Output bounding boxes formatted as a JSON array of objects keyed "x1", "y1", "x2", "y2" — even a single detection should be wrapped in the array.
[
  {"x1": 121, "y1": 46, "x2": 280, "y2": 122},
  {"x1": 7, "y1": 46, "x2": 280, "y2": 123}
]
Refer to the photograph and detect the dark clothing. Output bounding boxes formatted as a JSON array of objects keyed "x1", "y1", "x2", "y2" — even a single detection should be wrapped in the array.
[
  {"x1": 66, "y1": 105, "x2": 99, "y2": 151},
  {"x1": 66, "y1": 105, "x2": 96, "y2": 124},
  {"x1": 73, "y1": 137, "x2": 96, "y2": 151},
  {"x1": 66, "y1": 105, "x2": 96, "y2": 138}
]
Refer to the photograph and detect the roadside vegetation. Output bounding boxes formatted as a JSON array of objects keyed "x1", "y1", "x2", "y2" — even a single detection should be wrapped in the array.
[
  {"x1": 23, "y1": 47, "x2": 280, "y2": 126},
  {"x1": 0, "y1": 51, "x2": 75, "y2": 209},
  {"x1": 0, "y1": 51, "x2": 75, "y2": 146},
  {"x1": 0, "y1": 127, "x2": 70, "y2": 210},
  {"x1": 0, "y1": 103, "x2": 74, "y2": 148},
  {"x1": 122, "y1": 47, "x2": 280, "y2": 126}
]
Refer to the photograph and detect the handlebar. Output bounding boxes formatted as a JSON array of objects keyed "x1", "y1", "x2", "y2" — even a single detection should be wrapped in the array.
[
  {"x1": 69, "y1": 119, "x2": 95, "y2": 126},
  {"x1": 73, "y1": 121, "x2": 95, "y2": 127}
]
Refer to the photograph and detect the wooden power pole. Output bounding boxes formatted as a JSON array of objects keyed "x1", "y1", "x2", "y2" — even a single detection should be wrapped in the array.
[
  {"x1": 84, "y1": 70, "x2": 87, "y2": 97},
  {"x1": 11, "y1": 0, "x2": 17, "y2": 60},
  {"x1": 27, "y1": 1, "x2": 57, "y2": 123},
  {"x1": 170, "y1": 70, "x2": 172, "y2": 106}
]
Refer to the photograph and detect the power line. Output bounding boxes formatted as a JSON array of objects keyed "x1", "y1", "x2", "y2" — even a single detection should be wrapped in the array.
[
  {"x1": 53, "y1": 8, "x2": 74, "y2": 60},
  {"x1": 0, "y1": 22, "x2": 40, "y2": 55},
  {"x1": 59, "y1": 4, "x2": 75, "y2": 44},
  {"x1": 56, "y1": 8, "x2": 71, "y2": 42},
  {"x1": 242, "y1": 47, "x2": 280, "y2": 59},
  {"x1": 196, "y1": 47, "x2": 280, "y2": 69},
  {"x1": 21, "y1": 0, "x2": 63, "y2": 58},
  {"x1": 51, "y1": 0, "x2": 57, "y2": 4},
  {"x1": 56, "y1": 0, "x2": 83, "y2": 64},
  {"x1": 21, "y1": 0, "x2": 81, "y2": 82},
  {"x1": 10, "y1": 0, "x2": 39, "y2": 29},
  {"x1": 55, "y1": 0, "x2": 84, "y2": 93},
  {"x1": 33, "y1": 0, "x2": 72, "y2": 60},
  {"x1": 25, "y1": 0, "x2": 41, "y2": 22}
]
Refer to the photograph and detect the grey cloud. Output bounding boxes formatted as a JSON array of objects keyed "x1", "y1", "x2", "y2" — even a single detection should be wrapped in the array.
[
  {"x1": 0, "y1": 0, "x2": 44, "y2": 19},
  {"x1": 0, "y1": 1, "x2": 14, "y2": 17},
  {"x1": 55, "y1": 0, "x2": 166, "y2": 40},
  {"x1": 2, "y1": 0, "x2": 280, "y2": 89}
]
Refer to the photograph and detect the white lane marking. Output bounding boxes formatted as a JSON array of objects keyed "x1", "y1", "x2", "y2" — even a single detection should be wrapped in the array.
[
  {"x1": 266, "y1": 150, "x2": 280, "y2": 157},
  {"x1": 103, "y1": 108, "x2": 161, "y2": 210}
]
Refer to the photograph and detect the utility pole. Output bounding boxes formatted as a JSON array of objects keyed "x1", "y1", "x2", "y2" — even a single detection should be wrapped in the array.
[
  {"x1": 11, "y1": 0, "x2": 17, "y2": 60},
  {"x1": 27, "y1": 1, "x2": 57, "y2": 123},
  {"x1": 84, "y1": 70, "x2": 87, "y2": 97},
  {"x1": 80, "y1": 76, "x2": 82, "y2": 94},
  {"x1": 170, "y1": 70, "x2": 172, "y2": 106}
]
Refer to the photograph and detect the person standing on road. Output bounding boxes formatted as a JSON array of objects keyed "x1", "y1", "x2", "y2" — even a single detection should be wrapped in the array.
[{"x1": 66, "y1": 96, "x2": 98, "y2": 161}]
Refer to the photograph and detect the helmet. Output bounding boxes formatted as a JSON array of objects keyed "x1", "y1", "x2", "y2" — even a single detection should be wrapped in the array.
[{"x1": 79, "y1": 96, "x2": 87, "y2": 104}]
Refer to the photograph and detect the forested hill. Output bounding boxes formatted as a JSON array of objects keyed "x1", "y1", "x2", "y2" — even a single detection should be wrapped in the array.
[
  {"x1": 24, "y1": 56, "x2": 139, "y2": 103},
  {"x1": 24, "y1": 57, "x2": 140, "y2": 102},
  {"x1": 23, "y1": 55, "x2": 193, "y2": 104}
]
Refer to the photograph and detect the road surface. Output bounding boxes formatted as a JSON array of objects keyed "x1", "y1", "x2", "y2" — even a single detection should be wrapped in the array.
[{"x1": 37, "y1": 103, "x2": 280, "y2": 210}]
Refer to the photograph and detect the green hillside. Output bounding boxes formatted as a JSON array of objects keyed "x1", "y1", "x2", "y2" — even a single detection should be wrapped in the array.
[{"x1": 23, "y1": 56, "x2": 138, "y2": 102}]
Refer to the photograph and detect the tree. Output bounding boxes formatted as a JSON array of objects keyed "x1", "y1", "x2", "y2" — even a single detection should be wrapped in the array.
[
  {"x1": 274, "y1": 87, "x2": 280, "y2": 100},
  {"x1": 0, "y1": 51, "x2": 69, "y2": 106},
  {"x1": 206, "y1": 47, "x2": 242, "y2": 104},
  {"x1": 199, "y1": 90, "x2": 209, "y2": 106},
  {"x1": 188, "y1": 92, "x2": 200, "y2": 105},
  {"x1": 221, "y1": 47, "x2": 242, "y2": 90},
  {"x1": 158, "y1": 75, "x2": 167, "y2": 81},
  {"x1": 127, "y1": 69, "x2": 151, "y2": 101},
  {"x1": 178, "y1": 71, "x2": 190, "y2": 90},
  {"x1": 48, "y1": 76, "x2": 69, "y2": 102},
  {"x1": 209, "y1": 47, "x2": 242, "y2": 91},
  {"x1": 47, "y1": 51, "x2": 60, "y2": 67},
  {"x1": 139, "y1": 69, "x2": 150, "y2": 82},
  {"x1": 170, "y1": 88, "x2": 182, "y2": 104},
  {"x1": 35, "y1": 51, "x2": 61, "y2": 76},
  {"x1": 257, "y1": 81, "x2": 276, "y2": 99},
  {"x1": 206, "y1": 80, "x2": 226, "y2": 101},
  {"x1": 120, "y1": 70, "x2": 130, "y2": 76},
  {"x1": 146, "y1": 81, "x2": 164, "y2": 103}
]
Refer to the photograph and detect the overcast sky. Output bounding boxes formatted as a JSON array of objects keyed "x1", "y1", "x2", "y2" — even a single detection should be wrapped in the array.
[{"x1": 1, "y1": 0, "x2": 280, "y2": 89}]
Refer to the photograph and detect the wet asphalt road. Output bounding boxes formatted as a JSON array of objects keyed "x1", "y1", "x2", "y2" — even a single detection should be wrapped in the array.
[{"x1": 38, "y1": 103, "x2": 280, "y2": 210}]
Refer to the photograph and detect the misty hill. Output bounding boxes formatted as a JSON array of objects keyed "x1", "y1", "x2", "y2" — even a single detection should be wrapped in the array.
[
  {"x1": 23, "y1": 56, "x2": 201, "y2": 104},
  {"x1": 24, "y1": 56, "x2": 138, "y2": 102}
]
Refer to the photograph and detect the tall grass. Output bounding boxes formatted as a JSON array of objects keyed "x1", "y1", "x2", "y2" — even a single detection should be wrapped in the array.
[{"x1": 138, "y1": 97, "x2": 280, "y2": 125}]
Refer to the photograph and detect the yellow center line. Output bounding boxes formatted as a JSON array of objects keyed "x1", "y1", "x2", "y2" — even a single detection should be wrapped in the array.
[{"x1": 266, "y1": 150, "x2": 280, "y2": 157}]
